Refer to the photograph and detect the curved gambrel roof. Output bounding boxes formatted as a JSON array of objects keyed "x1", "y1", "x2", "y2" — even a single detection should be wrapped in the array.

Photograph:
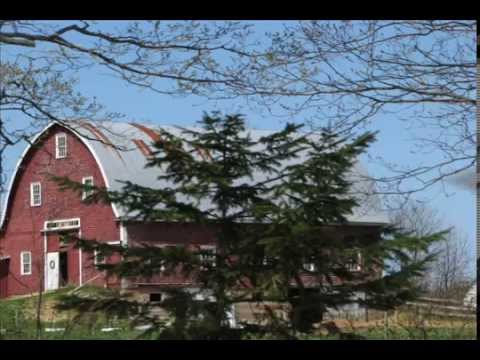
[{"x1": 0, "y1": 120, "x2": 389, "y2": 229}]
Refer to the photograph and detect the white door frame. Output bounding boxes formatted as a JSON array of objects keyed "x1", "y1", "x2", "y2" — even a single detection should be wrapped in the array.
[{"x1": 42, "y1": 218, "x2": 81, "y2": 291}]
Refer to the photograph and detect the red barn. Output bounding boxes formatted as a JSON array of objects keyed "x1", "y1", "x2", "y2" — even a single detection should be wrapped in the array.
[{"x1": 0, "y1": 120, "x2": 388, "y2": 303}]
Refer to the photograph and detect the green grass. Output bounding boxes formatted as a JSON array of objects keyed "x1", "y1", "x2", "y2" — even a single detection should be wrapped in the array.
[
  {"x1": 1, "y1": 288, "x2": 476, "y2": 340},
  {"x1": 248, "y1": 327, "x2": 476, "y2": 340},
  {"x1": 345, "y1": 327, "x2": 476, "y2": 340},
  {"x1": 0, "y1": 320, "x2": 159, "y2": 340},
  {"x1": 1, "y1": 321, "x2": 475, "y2": 340},
  {"x1": 0, "y1": 287, "x2": 150, "y2": 340}
]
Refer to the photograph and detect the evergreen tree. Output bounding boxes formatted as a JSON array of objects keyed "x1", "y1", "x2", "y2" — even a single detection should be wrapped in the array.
[{"x1": 55, "y1": 113, "x2": 447, "y2": 339}]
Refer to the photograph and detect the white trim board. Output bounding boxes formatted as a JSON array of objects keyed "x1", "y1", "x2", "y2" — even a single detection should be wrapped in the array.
[{"x1": 43, "y1": 218, "x2": 81, "y2": 232}]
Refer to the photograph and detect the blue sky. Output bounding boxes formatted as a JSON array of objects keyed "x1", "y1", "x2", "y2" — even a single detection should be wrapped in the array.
[{"x1": 1, "y1": 21, "x2": 475, "y2": 275}]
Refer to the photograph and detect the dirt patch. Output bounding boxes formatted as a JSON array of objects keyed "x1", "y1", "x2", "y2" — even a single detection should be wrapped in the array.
[
  {"x1": 23, "y1": 299, "x2": 75, "y2": 322},
  {"x1": 7, "y1": 292, "x2": 77, "y2": 323}
]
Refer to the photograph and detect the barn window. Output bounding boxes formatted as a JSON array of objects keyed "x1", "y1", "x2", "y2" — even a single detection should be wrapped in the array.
[
  {"x1": 94, "y1": 250, "x2": 106, "y2": 266},
  {"x1": 55, "y1": 133, "x2": 67, "y2": 159},
  {"x1": 149, "y1": 293, "x2": 162, "y2": 303},
  {"x1": 82, "y1": 176, "x2": 94, "y2": 200},
  {"x1": 262, "y1": 256, "x2": 277, "y2": 267},
  {"x1": 30, "y1": 182, "x2": 42, "y2": 207},
  {"x1": 199, "y1": 245, "x2": 216, "y2": 269},
  {"x1": 45, "y1": 218, "x2": 80, "y2": 231},
  {"x1": 346, "y1": 251, "x2": 362, "y2": 272},
  {"x1": 159, "y1": 244, "x2": 180, "y2": 272},
  {"x1": 20, "y1": 251, "x2": 32, "y2": 275}
]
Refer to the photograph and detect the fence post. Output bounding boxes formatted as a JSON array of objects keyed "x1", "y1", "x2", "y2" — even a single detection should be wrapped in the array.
[{"x1": 384, "y1": 311, "x2": 388, "y2": 340}]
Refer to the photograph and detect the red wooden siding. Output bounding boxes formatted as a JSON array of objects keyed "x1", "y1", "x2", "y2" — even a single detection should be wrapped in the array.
[{"x1": 0, "y1": 124, "x2": 119, "y2": 297}]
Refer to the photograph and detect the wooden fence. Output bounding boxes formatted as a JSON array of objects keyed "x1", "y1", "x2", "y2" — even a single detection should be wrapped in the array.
[
  {"x1": 402, "y1": 297, "x2": 476, "y2": 320},
  {"x1": 325, "y1": 297, "x2": 476, "y2": 322}
]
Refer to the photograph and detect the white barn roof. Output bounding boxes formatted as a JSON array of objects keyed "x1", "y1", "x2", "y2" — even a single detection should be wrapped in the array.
[{"x1": 0, "y1": 120, "x2": 389, "y2": 228}]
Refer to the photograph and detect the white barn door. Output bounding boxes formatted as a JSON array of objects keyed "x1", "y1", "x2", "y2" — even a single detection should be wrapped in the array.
[{"x1": 46, "y1": 252, "x2": 59, "y2": 291}]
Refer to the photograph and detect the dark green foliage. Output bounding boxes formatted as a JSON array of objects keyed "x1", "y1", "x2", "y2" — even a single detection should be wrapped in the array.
[{"x1": 54, "y1": 113, "x2": 446, "y2": 339}]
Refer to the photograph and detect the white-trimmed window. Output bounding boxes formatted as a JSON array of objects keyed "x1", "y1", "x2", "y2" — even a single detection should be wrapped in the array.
[
  {"x1": 55, "y1": 133, "x2": 67, "y2": 159},
  {"x1": 94, "y1": 250, "x2": 106, "y2": 266},
  {"x1": 45, "y1": 218, "x2": 80, "y2": 231},
  {"x1": 20, "y1": 251, "x2": 32, "y2": 275},
  {"x1": 199, "y1": 245, "x2": 216, "y2": 268},
  {"x1": 30, "y1": 182, "x2": 42, "y2": 207},
  {"x1": 262, "y1": 256, "x2": 270, "y2": 266},
  {"x1": 82, "y1": 176, "x2": 94, "y2": 200},
  {"x1": 159, "y1": 244, "x2": 180, "y2": 272},
  {"x1": 346, "y1": 251, "x2": 362, "y2": 272},
  {"x1": 263, "y1": 255, "x2": 278, "y2": 267}
]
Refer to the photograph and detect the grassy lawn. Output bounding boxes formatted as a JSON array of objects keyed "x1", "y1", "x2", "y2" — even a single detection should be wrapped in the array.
[
  {"x1": 1, "y1": 288, "x2": 476, "y2": 340},
  {"x1": 338, "y1": 327, "x2": 476, "y2": 340},
  {"x1": 0, "y1": 288, "x2": 73, "y2": 328},
  {"x1": 238, "y1": 326, "x2": 476, "y2": 340},
  {"x1": 0, "y1": 287, "x2": 150, "y2": 340}
]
